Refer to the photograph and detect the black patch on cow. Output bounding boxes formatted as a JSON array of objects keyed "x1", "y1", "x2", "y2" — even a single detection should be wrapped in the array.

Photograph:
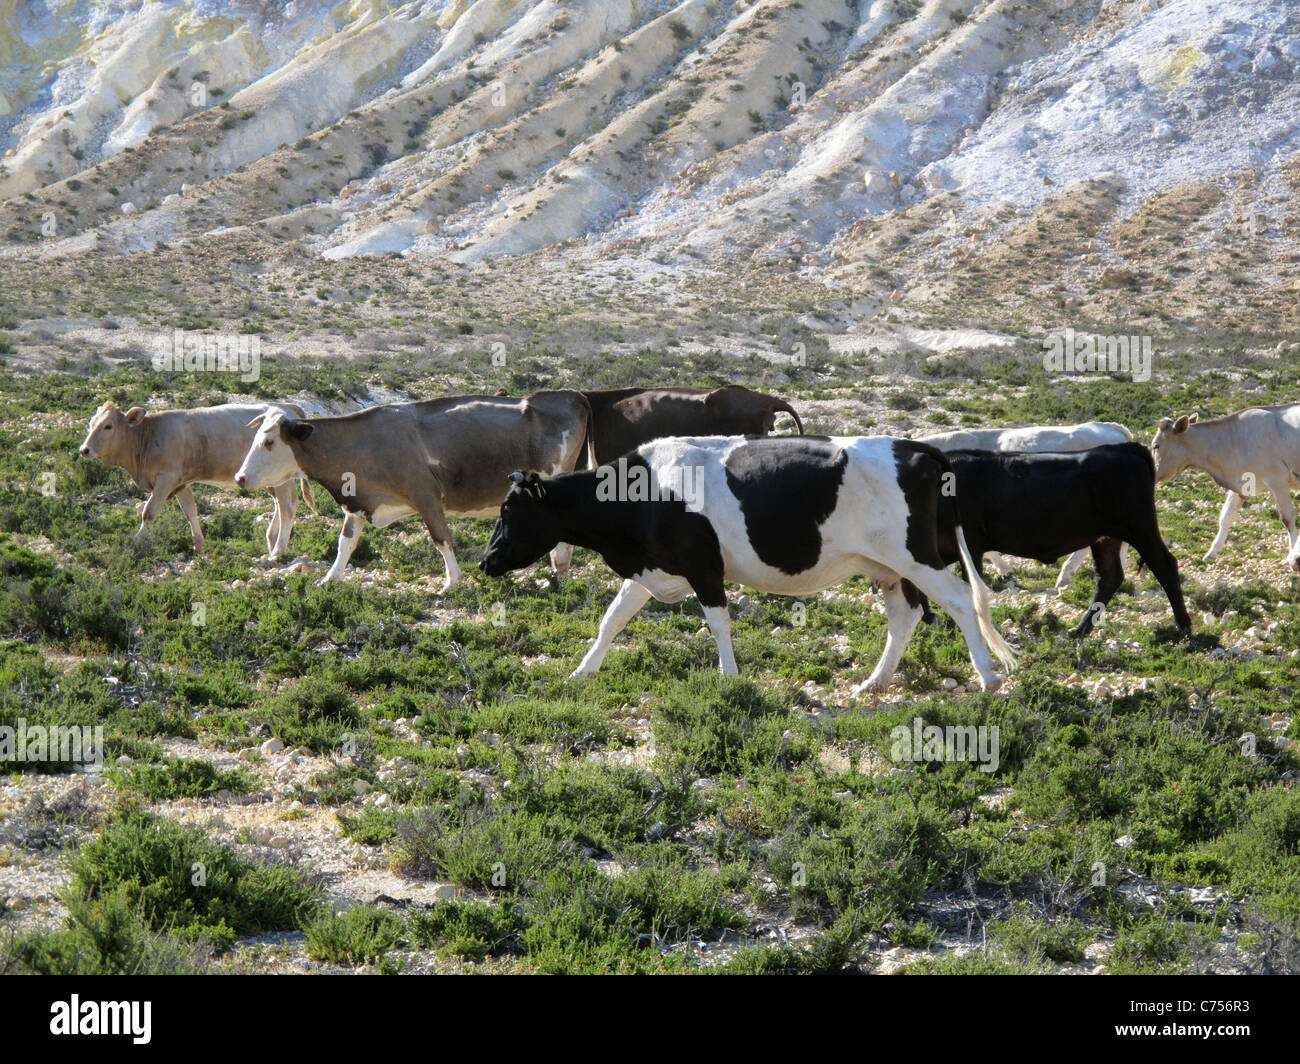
[
  {"x1": 599, "y1": 455, "x2": 729, "y2": 608},
  {"x1": 723, "y1": 437, "x2": 847, "y2": 575},
  {"x1": 482, "y1": 455, "x2": 729, "y2": 609},
  {"x1": 891, "y1": 439, "x2": 951, "y2": 571}
]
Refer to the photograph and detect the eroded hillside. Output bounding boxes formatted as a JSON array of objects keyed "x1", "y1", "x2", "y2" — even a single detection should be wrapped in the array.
[{"x1": 1, "y1": 0, "x2": 1298, "y2": 339}]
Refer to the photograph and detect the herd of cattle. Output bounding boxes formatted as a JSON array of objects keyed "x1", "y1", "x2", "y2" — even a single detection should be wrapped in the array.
[{"x1": 76, "y1": 386, "x2": 1300, "y2": 693}]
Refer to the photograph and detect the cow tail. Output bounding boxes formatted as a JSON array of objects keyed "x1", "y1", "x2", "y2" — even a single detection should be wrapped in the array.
[
  {"x1": 298, "y1": 475, "x2": 320, "y2": 515},
  {"x1": 574, "y1": 391, "x2": 597, "y2": 469},
  {"x1": 773, "y1": 399, "x2": 804, "y2": 435},
  {"x1": 956, "y1": 525, "x2": 1017, "y2": 673}
]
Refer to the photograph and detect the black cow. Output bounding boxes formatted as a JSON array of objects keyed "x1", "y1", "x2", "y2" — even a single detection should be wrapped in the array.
[
  {"x1": 906, "y1": 443, "x2": 1191, "y2": 637},
  {"x1": 581, "y1": 385, "x2": 803, "y2": 466}
]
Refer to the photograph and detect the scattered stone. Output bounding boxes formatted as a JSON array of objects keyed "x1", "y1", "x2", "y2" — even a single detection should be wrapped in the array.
[{"x1": 260, "y1": 738, "x2": 284, "y2": 756}]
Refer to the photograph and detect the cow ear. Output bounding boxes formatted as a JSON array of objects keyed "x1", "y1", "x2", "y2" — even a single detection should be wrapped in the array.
[
  {"x1": 124, "y1": 406, "x2": 146, "y2": 424},
  {"x1": 1154, "y1": 417, "x2": 1173, "y2": 430},
  {"x1": 1188, "y1": 413, "x2": 1198, "y2": 424},
  {"x1": 1172, "y1": 415, "x2": 1190, "y2": 434},
  {"x1": 247, "y1": 413, "x2": 266, "y2": 429},
  {"x1": 287, "y1": 420, "x2": 313, "y2": 441},
  {"x1": 508, "y1": 471, "x2": 527, "y2": 485}
]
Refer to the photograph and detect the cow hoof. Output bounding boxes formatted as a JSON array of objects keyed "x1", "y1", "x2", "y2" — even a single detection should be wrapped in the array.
[
  {"x1": 980, "y1": 674, "x2": 1004, "y2": 694},
  {"x1": 567, "y1": 668, "x2": 595, "y2": 681},
  {"x1": 1202, "y1": 550, "x2": 1220, "y2": 563}
]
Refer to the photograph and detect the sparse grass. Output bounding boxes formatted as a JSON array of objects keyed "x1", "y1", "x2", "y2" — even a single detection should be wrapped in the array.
[{"x1": 0, "y1": 341, "x2": 1297, "y2": 974}]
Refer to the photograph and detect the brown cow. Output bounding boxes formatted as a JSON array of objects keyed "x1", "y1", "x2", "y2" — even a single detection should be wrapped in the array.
[
  {"x1": 78, "y1": 400, "x2": 316, "y2": 558},
  {"x1": 582, "y1": 385, "x2": 803, "y2": 465},
  {"x1": 234, "y1": 391, "x2": 592, "y2": 590}
]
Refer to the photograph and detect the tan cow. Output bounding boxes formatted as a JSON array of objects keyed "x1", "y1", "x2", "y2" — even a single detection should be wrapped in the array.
[
  {"x1": 78, "y1": 400, "x2": 316, "y2": 558},
  {"x1": 234, "y1": 391, "x2": 593, "y2": 590},
  {"x1": 1151, "y1": 406, "x2": 1300, "y2": 567}
]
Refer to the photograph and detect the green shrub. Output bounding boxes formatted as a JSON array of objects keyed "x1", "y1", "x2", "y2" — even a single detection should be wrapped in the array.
[{"x1": 306, "y1": 906, "x2": 404, "y2": 966}]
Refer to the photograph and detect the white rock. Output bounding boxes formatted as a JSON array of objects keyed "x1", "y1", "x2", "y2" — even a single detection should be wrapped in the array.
[
  {"x1": 120, "y1": 202, "x2": 136, "y2": 215},
  {"x1": 260, "y1": 738, "x2": 284, "y2": 756},
  {"x1": 373, "y1": 793, "x2": 392, "y2": 809},
  {"x1": 351, "y1": 779, "x2": 371, "y2": 796},
  {"x1": 1151, "y1": 121, "x2": 1174, "y2": 141},
  {"x1": 1252, "y1": 48, "x2": 1280, "y2": 75},
  {"x1": 941, "y1": 677, "x2": 959, "y2": 691},
  {"x1": 1114, "y1": 834, "x2": 1135, "y2": 849}
]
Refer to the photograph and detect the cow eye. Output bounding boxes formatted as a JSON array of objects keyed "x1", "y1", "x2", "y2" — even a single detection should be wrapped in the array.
[
  {"x1": 103, "y1": 424, "x2": 112, "y2": 431},
  {"x1": 264, "y1": 439, "x2": 273, "y2": 449}
]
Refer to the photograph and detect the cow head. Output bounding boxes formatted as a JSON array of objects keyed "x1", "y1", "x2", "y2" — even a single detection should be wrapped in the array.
[
  {"x1": 79, "y1": 400, "x2": 146, "y2": 464},
  {"x1": 235, "y1": 408, "x2": 311, "y2": 490},
  {"x1": 480, "y1": 472, "x2": 559, "y2": 577},
  {"x1": 1148, "y1": 413, "x2": 1197, "y2": 482}
]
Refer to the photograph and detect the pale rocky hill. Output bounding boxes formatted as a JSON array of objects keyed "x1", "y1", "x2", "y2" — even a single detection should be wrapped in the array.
[{"x1": 1, "y1": 0, "x2": 1297, "y2": 337}]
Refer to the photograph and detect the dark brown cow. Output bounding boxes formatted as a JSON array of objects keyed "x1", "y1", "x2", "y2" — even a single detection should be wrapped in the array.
[{"x1": 582, "y1": 385, "x2": 803, "y2": 465}]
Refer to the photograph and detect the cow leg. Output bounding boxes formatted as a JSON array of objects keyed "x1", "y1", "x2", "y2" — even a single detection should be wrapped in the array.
[
  {"x1": 902, "y1": 579, "x2": 936, "y2": 625},
  {"x1": 1204, "y1": 490, "x2": 1243, "y2": 561},
  {"x1": 898, "y1": 566, "x2": 1004, "y2": 692},
  {"x1": 571, "y1": 579, "x2": 654, "y2": 678},
  {"x1": 986, "y1": 552, "x2": 1014, "y2": 578},
  {"x1": 1072, "y1": 537, "x2": 1123, "y2": 637},
  {"x1": 173, "y1": 485, "x2": 206, "y2": 554},
  {"x1": 266, "y1": 491, "x2": 282, "y2": 557},
  {"x1": 1266, "y1": 481, "x2": 1299, "y2": 555},
  {"x1": 1126, "y1": 530, "x2": 1192, "y2": 633},
  {"x1": 136, "y1": 476, "x2": 182, "y2": 541},
  {"x1": 413, "y1": 502, "x2": 461, "y2": 593},
  {"x1": 267, "y1": 480, "x2": 298, "y2": 560},
  {"x1": 860, "y1": 582, "x2": 924, "y2": 693},
  {"x1": 1055, "y1": 548, "x2": 1089, "y2": 591},
  {"x1": 320, "y1": 511, "x2": 366, "y2": 584},
  {"x1": 549, "y1": 543, "x2": 573, "y2": 580}
]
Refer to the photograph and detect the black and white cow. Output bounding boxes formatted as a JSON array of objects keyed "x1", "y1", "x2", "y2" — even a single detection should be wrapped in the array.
[
  {"x1": 479, "y1": 435, "x2": 1017, "y2": 692},
  {"x1": 905, "y1": 442, "x2": 1191, "y2": 638}
]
